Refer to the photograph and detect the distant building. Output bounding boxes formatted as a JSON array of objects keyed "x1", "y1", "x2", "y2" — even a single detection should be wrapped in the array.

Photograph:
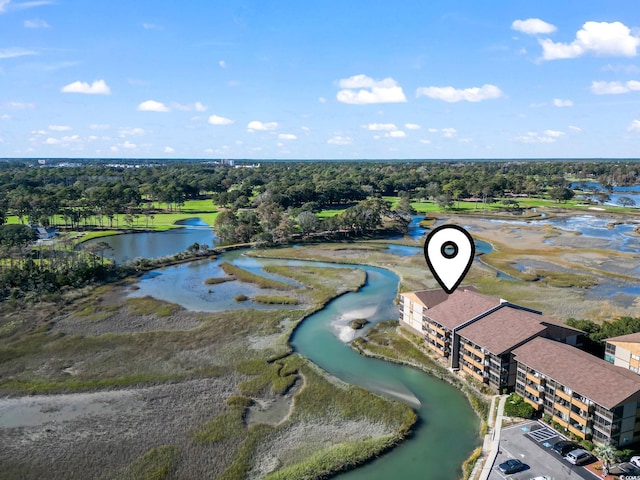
[
  {"x1": 604, "y1": 333, "x2": 640, "y2": 374},
  {"x1": 31, "y1": 225, "x2": 57, "y2": 240},
  {"x1": 513, "y1": 337, "x2": 640, "y2": 447}
]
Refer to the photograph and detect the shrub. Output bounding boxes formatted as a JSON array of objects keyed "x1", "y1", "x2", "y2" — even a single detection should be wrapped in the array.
[
  {"x1": 503, "y1": 393, "x2": 535, "y2": 419},
  {"x1": 580, "y1": 440, "x2": 594, "y2": 451},
  {"x1": 235, "y1": 294, "x2": 248, "y2": 302}
]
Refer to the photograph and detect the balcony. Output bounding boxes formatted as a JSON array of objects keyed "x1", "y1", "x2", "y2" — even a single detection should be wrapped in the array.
[
  {"x1": 569, "y1": 411, "x2": 589, "y2": 426},
  {"x1": 552, "y1": 415, "x2": 568, "y2": 427},
  {"x1": 462, "y1": 353, "x2": 484, "y2": 371},
  {"x1": 525, "y1": 384, "x2": 541, "y2": 398},
  {"x1": 462, "y1": 363, "x2": 484, "y2": 382},
  {"x1": 556, "y1": 389, "x2": 571, "y2": 403},
  {"x1": 526, "y1": 372, "x2": 544, "y2": 384},
  {"x1": 571, "y1": 396, "x2": 591, "y2": 412},
  {"x1": 523, "y1": 396, "x2": 543, "y2": 411},
  {"x1": 555, "y1": 403, "x2": 570, "y2": 416},
  {"x1": 568, "y1": 424, "x2": 587, "y2": 439},
  {"x1": 430, "y1": 323, "x2": 447, "y2": 337}
]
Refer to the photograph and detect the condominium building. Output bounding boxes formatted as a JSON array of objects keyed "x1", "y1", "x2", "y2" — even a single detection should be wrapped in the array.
[
  {"x1": 604, "y1": 332, "x2": 640, "y2": 374},
  {"x1": 398, "y1": 287, "x2": 581, "y2": 392},
  {"x1": 513, "y1": 337, "x2": 640, "y2": 447}
]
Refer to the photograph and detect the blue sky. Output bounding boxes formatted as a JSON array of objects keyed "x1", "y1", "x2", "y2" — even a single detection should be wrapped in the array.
[{"x1": 2, "y1": 1, "x2": 640, "y2": 159}]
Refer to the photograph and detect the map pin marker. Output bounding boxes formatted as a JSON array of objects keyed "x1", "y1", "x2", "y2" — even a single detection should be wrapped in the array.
[{"x1": 424, "y1": 224, "x2": 475, "y2": 294}]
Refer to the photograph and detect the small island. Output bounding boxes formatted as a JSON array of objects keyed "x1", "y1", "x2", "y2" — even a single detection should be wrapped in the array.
[{"x1": 350, "y1": 318, "x2": 369, "y2": 330}]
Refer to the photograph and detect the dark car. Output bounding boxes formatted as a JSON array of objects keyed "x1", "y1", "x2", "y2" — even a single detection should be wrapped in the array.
[
  {"x1": 552, "y1": 440, "x2": 580, "y2": 456},
  {"x1": 498, "y1": 458, "x2": 527, "y2": 474}
]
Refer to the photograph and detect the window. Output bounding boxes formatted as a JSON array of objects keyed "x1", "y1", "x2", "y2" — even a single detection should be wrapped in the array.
[{"x1": 605, "y1": 343, "x2": 616, "y2": 354}]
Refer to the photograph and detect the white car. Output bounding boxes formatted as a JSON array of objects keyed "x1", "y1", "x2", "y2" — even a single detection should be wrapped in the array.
[{"x1": 631, "y1": 456, "x2": 640, "y2": 468}]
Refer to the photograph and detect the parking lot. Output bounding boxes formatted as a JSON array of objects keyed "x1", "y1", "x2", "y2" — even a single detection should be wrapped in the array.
[{"x1": 487, "y1": 420, "x2": 596, "y2": 480}]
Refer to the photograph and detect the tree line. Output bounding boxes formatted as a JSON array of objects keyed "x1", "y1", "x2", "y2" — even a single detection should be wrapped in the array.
[{"x1": 1, "y1": 159, "x2": 639, "y2": 228}]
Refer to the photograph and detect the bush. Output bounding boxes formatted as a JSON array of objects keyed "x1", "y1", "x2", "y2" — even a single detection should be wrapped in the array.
[
  {"x1": 580, "y1": 440, "x2": 594, "y2": 451},
  {"x1": 234, "y1": 294, "x2": 248, "y2": 302},
  {"x1": 503, "y1": 393, "x2": 535, "y2": 419}
]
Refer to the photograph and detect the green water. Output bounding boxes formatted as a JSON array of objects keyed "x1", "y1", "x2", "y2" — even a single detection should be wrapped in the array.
[
  {"x1": 290, "y1": 265, "x2": 480, "y2": 480},
  {"x1": 130, "y1": 253, "x2": 481, "y2": 479}
]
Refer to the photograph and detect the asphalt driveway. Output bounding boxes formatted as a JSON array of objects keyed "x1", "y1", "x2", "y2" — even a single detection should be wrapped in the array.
[{"x1": 487, "y1": 420, "x2": 597, "y2": 480}]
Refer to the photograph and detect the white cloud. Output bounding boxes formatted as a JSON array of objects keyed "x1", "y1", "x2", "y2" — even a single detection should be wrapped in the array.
[
  {"x1": 61, "y1": 134, "x2": 80, "y2": 142},
  {"x1": 0, "y1": 114, "x2": 10, "y2": 120},
  {"x1": 416, "y1": 84, "x2": 503, "y2": 102},
  {"x1": 49, "y1": 125, "x2": 71, "y2": 131},
  {"x1": 441, "y1": 128, "x2": 457, "y2": 138},
  {"x1": 278, "y1": 133, "x2": 297, "y2": 140},
  {"x1": 247, "y1": 120, "x2": 278, "y2": 131},
  {"x1": 218, "y1": 60, "x2": 226, "y2": 68},
  {"x1": 544, "y1": 129, "x2": 565, "y2": 137},
  {"x1": 119, "y1": 127, "x2": 145, "y2": 137},
  {"x1": 121, "y1": 141, "x2": 137, "y2": 149},
  {"x1": 419, "y1": 139, "x2": 431, "y2": 144},
  {"x1": 0, "y1": 47, "x2": 37, "y2": 59},
  {"x1": 540, "y1": 21, "x2": 640, "y2": 60},
  {"x1": 568, "y1": 125, "x2": 582, "y2": 132},
  {"x1": 89, "y1": 123, "x2": 110, "y2": 130},
  {"x1": 208, "y1": 114, "x2": 234, "y2": 125},
  {"x1": 172, "y1": 101, "x2": 207, "y2": 112},
  {"x1": 387, "y1": 130, "x2": 406, "y2": 138},
  {"x1": 590, "y1": 80, "x2": 640, "y2": 94},
  {"x1": 336, "y1": 74, "x2": 407, "y2": 105},
  {"x1": 327, "y1": 135, "x2": 352, "y2": 145},
  {"x1": 318, "y1": 96, "x2": 327, "y2": 103},
  {"x1": 142, "y1": 23, "x2": 162, "y2": 30},
  {"x1": 137, "y1": 100, "x2": 170, "y2": 112},
  {"x1": 164, "y1": 146, "x2": 175, "y2": 153},
  {"x1": 24, "y1": 18, "x2": 48, "y2": 28},
  {"x1": 405, "y1": 123, "x2": 421, "y2": 130},
  {"x1": 6, "y1": 101, "x2": 34, "y2": 109},
  {"x1": 2, "y1": 1, "x2": 53, "y2": 13},
  {"x1": 61, "y1": 79, "x2": 111, "y2": 95},
  {"x1": 628, "y1": 119, "x2": 640, "y2": 133},
  {"x1": 513, "y1": 131, "x2": 559, "y2": 143},
  {"x1": 511, "y1": 18, "x2": 557, "y2": 35},
  {"x1": 363, "y1": 123, "x2": 397, "y2": 131},
  {"x1": 553, "y1": 98, "x2": 573, "y2": 107},
  {"x1": 44, "y1": 137, "x2": 59, "y2": 144}
]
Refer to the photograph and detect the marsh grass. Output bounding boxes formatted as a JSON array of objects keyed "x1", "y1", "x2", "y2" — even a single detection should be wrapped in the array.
[
  {"x1": 220, "y1": 262, "x2": 293, "y2": 290},
  {"x1": 253, "y1": 295, "x2": 299, "y2": 305},
  {"x1": 125, "y1": 296, "x2": 183, "y2": 317},
  {"x1": 113, "y1": 445, "x2": 181, "y2": 480},
  {"x1": 537, "y1": 270, "x2": 597, "y2": 288},
  {"x1": 204, "y1": 276, "x2": 234, "y2": 285}
]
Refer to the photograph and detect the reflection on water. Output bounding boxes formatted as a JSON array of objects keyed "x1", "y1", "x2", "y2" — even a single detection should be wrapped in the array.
[{"x1": 81, "y1": 217, "x2": 217, "y2": 264}]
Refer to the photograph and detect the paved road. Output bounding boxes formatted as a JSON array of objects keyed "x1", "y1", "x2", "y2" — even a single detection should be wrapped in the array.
[{"x1": 487, "y1": 420, "x2": 597, "y2": 480}]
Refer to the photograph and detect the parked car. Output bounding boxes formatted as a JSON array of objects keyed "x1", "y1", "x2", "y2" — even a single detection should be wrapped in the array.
[
  {"x1": 631, "y1": 456, "x2": 640, "y2": 468},
  {"x1": 565, "y1": 448, "x2": 592, "y2": 465},
  {"x1": 552, "y1": 440, "x2": 580, "y2": 456},
  {"x1": 498, "y1": 458, "x2": 527, "y2": 474}
]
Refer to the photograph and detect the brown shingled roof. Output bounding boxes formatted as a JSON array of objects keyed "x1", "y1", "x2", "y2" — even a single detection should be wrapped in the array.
[
  {"x1": 457, "y1": 306, "x2": 548, "y2": 355},
  {"x1": 424, "y1": 288, "x2": 502, "y2": 330},
  {"x1": 606, "y1": 332, "x2": 640, "y2": 343},
  {"x1": 513, "y1": 337, "x2": 640, "y2": 409},
  {"x1": 400, "y1": 286, "x2": 477, "y2": 310}
]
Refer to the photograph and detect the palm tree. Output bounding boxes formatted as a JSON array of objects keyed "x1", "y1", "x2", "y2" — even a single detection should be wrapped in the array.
[{"x1": 594, "y1": 444, "x2": 618, "y2": 472}]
